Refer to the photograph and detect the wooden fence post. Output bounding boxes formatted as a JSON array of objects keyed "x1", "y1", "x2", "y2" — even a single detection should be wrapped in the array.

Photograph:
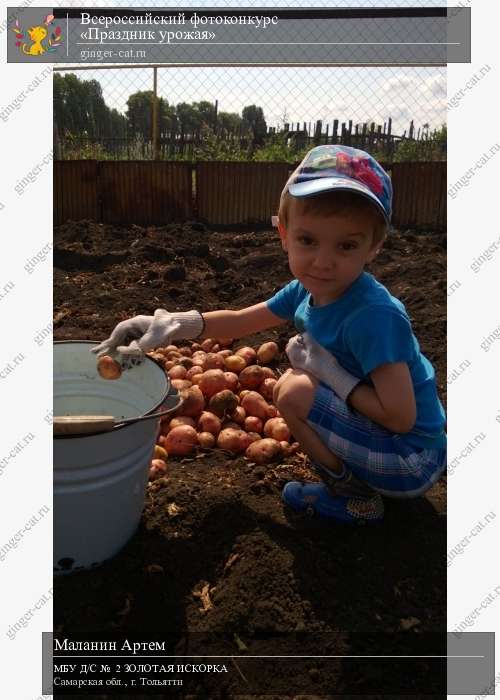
[{"x1": 152, "y1": 67, "x2": 159, "y2": 161}]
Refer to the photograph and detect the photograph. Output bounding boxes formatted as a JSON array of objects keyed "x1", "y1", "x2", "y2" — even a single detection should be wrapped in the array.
[
  {"x1": 2, "y1": 2, "x2": 497, "y2": 699},
  {"x1": 53, "y1": 50, "x2": 446, "y2": 699}
]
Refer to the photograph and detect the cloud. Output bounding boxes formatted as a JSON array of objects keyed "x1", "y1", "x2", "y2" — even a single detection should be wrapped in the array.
[
  {"x1": 423, "y1": 75, "x2": 447, "y2": 97},
  {"x1": 383, "y1": 75, "x2": 415, "y2": 92}
]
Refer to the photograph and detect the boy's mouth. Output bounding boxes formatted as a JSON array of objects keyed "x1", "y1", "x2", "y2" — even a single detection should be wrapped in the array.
[{"x1": 306, "y1": 273, "x2": 334, "y2": 282}]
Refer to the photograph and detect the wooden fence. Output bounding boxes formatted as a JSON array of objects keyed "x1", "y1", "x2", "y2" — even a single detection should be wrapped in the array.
[{"x1": 54, "y1": 160, "x2": 446, "y2": 230}]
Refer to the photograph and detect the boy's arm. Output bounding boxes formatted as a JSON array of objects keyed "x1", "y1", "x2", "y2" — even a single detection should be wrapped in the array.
[
  {"x1": 92, "y1": 303, "x2": 286, "y2": 356},
  {"x1": 201, "y1": 302, "x2": 287, "y2": 340},
  {"x1": 285, "y1": 333, "x2": 416, "y2": 432},
  {"x1": 347, "y1": 362, "x2": 417, "y2": 433}
]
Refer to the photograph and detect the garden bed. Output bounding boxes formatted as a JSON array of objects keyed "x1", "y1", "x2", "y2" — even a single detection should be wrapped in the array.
[{"x1": 54, "y1": 220, "x2": 446, "y2": 698}]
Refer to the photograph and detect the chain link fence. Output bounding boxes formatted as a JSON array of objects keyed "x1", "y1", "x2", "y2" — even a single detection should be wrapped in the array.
[{"x1": 53, "y1": 63, "x2": 446, "y2": 163}]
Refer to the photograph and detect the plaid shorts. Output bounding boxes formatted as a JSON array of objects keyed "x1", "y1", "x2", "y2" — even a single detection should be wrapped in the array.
[{"x1": 307, "y1": 383, "x2": 447, "y2": 498}]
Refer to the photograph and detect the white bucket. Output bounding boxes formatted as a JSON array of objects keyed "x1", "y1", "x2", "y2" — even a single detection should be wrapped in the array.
[{"x1": 54, "y1": 341, "x2": 178, "y2": 574}]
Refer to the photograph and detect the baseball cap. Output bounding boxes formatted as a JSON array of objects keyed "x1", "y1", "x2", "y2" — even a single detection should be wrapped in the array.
[{"x1": 282, "y1": 144, "x2": 392, "y2": 224}]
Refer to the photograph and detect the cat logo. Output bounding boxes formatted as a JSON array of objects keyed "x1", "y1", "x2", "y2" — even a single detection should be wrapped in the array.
[{"x1": 11, "y1": 14, "x2": 63, "y2": 56}]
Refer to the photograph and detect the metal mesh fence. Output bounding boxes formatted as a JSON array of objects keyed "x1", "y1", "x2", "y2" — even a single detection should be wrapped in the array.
[
  {"x1": 53, "y1": 0, "x2": 447, "y2": 162},
  {"x1": 54, "y1": 64, "x2": 446, "y2": 163}
]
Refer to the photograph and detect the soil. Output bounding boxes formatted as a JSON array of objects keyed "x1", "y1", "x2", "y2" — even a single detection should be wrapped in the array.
[{"x1": 54, "y1": 220, "x2": 447, "y2": 699}]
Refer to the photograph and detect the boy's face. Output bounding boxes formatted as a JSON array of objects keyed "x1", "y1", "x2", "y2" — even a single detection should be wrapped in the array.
[{"x1": 278, "y1": 200, "x2": 381, "y2": 305}]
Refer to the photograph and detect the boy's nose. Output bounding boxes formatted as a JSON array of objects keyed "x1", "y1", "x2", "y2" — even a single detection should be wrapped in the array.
[{"x1": 312, "y1": 253, "x2": 336, "y2": 272}]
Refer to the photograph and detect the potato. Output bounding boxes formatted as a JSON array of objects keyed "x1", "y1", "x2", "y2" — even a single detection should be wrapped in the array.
[
  {"x1": 177, "y1": 356, "x2": 194, "y2": 370},
  {"x1": 257, "y1": 341, "x2": 279, "y2": 364},
  {"x1": 231, "y1": 406, "x2": 246, "y2": 425},
  {"x1": 170, "y1": 379, "x2": 192, "y2": 391},
  {"x1": 149, "y1": 459, "x2": 167, "y2": 481},
  {"x1": 201, "y1": 338, "x2": 216, "y2": 352},
  {"x1": 217, "y1": 337, "x2": 234, "y2": 348},
  {"x1": 260, "y1": 377, "x2": 277, "y2": 400},
  {"x1": 222, "y1": 420, "x2": 241, "y2": 431},
  {"x1": 198, "y1": 431, "x2": 216, "y2": 449},
  {"x1": 191, "y1": 342, "x2": 202, "y2": 352},
  {"x1": 165, "y1": 345, "x2": 178, "y2": 353},
  {"x1": 266, "y1": 404, "x2": 279, "y2": 419},
  {"x1": 164, "y1": 360, "x2": 175, "y2": 371},
  {"x1": 186, "y1": 365, "x2": 204, "y2": 380},
  {"x1": 208, "y1": 389, "x2": 239, "y2": 418},
  {"x1": 217, "y1": 428, "x2": 251, "y2": 454},
  {"x1": 245, "y1": 438, "x2": 281, "y2": 464},
  {"x1": 192, "y1": 351, "x2": 207, "y2": 367},
  {"x1": 97, "y1": 355, "x2": 122, "y2": 380},
  {"x1": 168, "y1": 365, "x2": 187, "y2": 380},
  {"x1": 224, "y1": 354, "x2": 247, "y2": 373},
  {"x1": 246, "y1": 432, "x2": 262, "y2": 444},
  {"x1": 244, "y1": 416, "x2": 263, "y2": 434},
  {"x1": 154, "y1": 444, "x2": 168, "y2": 461},
  {"x1": 264, "y1": 417, "x2": 291, "y2": 442},
  {"x1": 280, "y1": 441, "x2": 293, "y2": 456},
  {"x1": 223, "y1": 371, "x2": 239, "y2": 393},
  {"x1": 178, "y1": 345, "x2": 192, "y2": 357},
  {"x1": 164, "y1": 425, "x2": 198, "y2": 456},
  {"x1": 197, "y1": 411, "x2": 222, "y2": 436},
  {"x1": 241, "y1": 391, "x2": 270, "y2": 420},
  {"x1": 235, "y1": 346, "x2": 257, "y2": 364},
  {"x1": 167, "y1": 416, "x2": 196, "y2": 431},
  {"x1": 198, "y1": 369, "x2": 227, "y2": 399},
  {"x1": 177, "y1": 386, "x2": 205, "y2": 417},
  {"x1": 239, "y1": 365, "x2": 266, "y2": 389},
  {"x1": 167, "y1": 350, "x2": 182, "y2": 361},
  {"x1": 204, "y1": 352, "x2": 225, "y2": 371},
  {"x1": 211, "y1": 343, "x2": 221, "y2": 353},
  {"x1": 218, "y1": 349, "x2": 232, "y2": 359},
  {"x1": 260, "y1": 366, "x2": 277, "y2": 380}
]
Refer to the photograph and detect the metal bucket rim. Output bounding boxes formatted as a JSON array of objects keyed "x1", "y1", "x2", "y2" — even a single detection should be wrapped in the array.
[{"x1": 54, "y1": 339, "x2": 171, "y2": 440}]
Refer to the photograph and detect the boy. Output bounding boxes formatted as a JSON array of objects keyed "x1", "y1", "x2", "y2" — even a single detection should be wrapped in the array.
[{"x1": 92, "y1": 145, "x2": 447, "y2": 524}]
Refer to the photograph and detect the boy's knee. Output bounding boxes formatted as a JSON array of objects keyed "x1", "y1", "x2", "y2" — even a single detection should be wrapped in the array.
[
  {"x1": 274, "y1": 370, "x2": 317, "y2": 418},
  {"x1": 273, "y1": 368, "x2": 293, "y2": 404}
]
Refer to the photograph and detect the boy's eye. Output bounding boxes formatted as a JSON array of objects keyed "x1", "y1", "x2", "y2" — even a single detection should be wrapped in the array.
[
  {"x1": 339, "y1": 241, "x2": 358, "y2": 251},
  {"x1": 297, "y1": 235, "x2": 315, "y2": 246}
]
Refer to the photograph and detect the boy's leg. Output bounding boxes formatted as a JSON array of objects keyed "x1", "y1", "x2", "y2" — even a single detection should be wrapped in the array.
[
  {"x1": 273, "y1": 369, "x2": 345, "y2": 475},
  {"x1": 274, "y1": 370, "x2": 383, "y2": 522}
]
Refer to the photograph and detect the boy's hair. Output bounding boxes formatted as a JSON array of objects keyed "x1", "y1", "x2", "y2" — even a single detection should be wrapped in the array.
[{"x1": 278, "y1": 190, "x2": 388, "y2": 245}]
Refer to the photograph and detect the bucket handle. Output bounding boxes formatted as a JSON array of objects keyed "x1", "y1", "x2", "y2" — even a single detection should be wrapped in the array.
[
  {"x1": 54, "y1": 392, "x2": 184, "y2": 436},
  {"x1": 114, "y1": 392, "x2": 184, "y2": 428}
]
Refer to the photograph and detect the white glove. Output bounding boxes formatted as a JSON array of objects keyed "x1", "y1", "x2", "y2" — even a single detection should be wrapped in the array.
[
  {"x1": 91, "y1": 309, "x2": 204, "y2": 357},
  {"x1": 286, "y1": 332, "x2": 360, "y2": 402}
]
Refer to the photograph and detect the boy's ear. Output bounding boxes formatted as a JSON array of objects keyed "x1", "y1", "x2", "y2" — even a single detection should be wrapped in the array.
[
  {"x1": 277, "y1": 222, "x2": 288, "y2": 250},
  {"x1": 366, "y1": 239, "x2": 384, "y2": 263}
]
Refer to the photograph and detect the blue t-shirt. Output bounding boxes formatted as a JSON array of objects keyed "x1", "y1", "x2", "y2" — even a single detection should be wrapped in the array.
[{"x1": 266, "y1": 271, "x2": 446, "y2": 449}]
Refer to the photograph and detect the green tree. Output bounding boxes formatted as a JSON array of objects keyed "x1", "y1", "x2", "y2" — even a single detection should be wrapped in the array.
[
  {"x1": 217, "y1": 111, "x2": 242, "y2": 133},
  {"x1": 394, "y1": 123, "x2": 446, "y2": 162},
  {"x1": 242, "y1": 105, "x2": 267, "y2": 145},
  {"x1": 126, "y1": 91, "x2": 154, "y2": 140},
  {"x1": 176, "y1": 102, "x2": 201, "y2": 135},
  {"x1": 193, "y1": 100, "x2": 216, "y2": 129}
]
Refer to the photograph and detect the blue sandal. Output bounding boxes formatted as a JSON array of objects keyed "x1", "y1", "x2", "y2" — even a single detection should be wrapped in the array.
[{"x1": 282, "y1": 481, "x2": 384, "y2": 524}]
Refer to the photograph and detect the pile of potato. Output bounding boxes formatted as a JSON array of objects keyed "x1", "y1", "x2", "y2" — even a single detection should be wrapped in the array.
[{"x1": 147, "y1": 338, "x2": 298, "y2": 481}]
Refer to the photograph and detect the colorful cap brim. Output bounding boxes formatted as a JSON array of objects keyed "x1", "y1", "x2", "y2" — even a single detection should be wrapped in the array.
[{"x1": 288, "y1": 176, "x2": 390, "y2": 224}]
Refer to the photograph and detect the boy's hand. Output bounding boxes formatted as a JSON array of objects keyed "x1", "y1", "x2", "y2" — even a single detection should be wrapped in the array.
[
  {"x1": 286, "y1": 333, "x2": 360, "y2": 402},
  {"x1": 91, "y1": 309, "x2": 203, "y2": 357}
]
